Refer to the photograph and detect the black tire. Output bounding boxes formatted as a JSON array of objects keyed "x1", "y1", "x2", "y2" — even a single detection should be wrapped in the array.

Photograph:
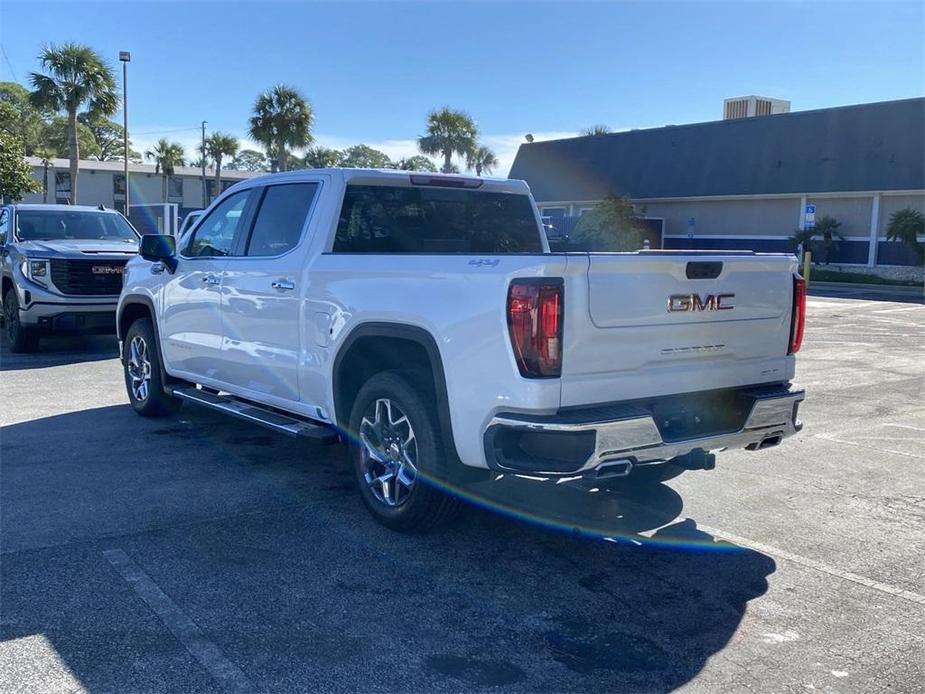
[
  {"x1": 123, "y1": 317, "x2": 181, "y2": 417},
  {"x1": 626, "y1": 462, "x2": 685, "y2": 486},
  {"x1": 348, "y1": 370, "x2": 460, "y2": 532},
  {"x1": 3, "y1": 290, "x2": 39, "y2": 353}
]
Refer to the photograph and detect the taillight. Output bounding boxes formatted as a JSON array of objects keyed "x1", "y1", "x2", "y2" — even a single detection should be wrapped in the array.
[
  {"x1": 789, "y1": 275, "x2": 806, "y2": 354},
  {"x1": 507, "y1": 279, "x2": 563, "y2": 378}
]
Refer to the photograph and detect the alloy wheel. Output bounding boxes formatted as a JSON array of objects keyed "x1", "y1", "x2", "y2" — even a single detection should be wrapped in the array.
[
  {"x1": 359, "y1": 398, "x2": 418, "y2": 507},
  {"x1": 127, "y1": 335, "x2": 152, "y2": 402}
]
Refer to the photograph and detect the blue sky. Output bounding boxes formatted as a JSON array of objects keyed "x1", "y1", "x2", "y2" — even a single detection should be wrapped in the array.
[{"x1": 2, "y1": 0, "x2": 923, "y2": 174}]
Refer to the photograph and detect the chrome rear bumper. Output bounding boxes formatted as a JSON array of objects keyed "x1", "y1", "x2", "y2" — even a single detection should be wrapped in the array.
[{"x1": 484, "y1": 383, "x2": 804, "y2": 476}]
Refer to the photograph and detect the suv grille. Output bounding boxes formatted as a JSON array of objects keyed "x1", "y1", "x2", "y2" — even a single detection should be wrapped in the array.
[{"x1": 50, "y1": 259, "x2": 127, "y2": 296}]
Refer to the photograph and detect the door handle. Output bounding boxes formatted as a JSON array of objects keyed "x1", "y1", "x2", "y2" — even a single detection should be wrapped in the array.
[
  {"x1": 271, "y1": 279, "x2": 295, "y2": 291},
  {"x1": 202, "y1": 273, "x2": 220, "y2": 285}
]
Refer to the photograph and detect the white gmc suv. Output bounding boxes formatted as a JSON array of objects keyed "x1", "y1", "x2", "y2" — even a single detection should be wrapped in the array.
[{"x1": 118, "y1": 169, "x2": 806, "y2": 531}]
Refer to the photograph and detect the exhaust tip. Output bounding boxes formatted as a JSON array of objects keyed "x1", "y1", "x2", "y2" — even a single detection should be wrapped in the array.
[{"x1": 594, "y1": 459, "x2": 634, "y2": 479}]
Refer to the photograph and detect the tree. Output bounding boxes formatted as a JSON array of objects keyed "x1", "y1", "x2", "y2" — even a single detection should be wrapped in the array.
[
  {"x1": 885, "y1": 207, "x2": 924, "y2": 261},
  {"x1": 339, "y1": 144, "x2": 392, "y2": 168},
  {"x1": 144, "y1": 138, "x2": 185, "y2": 203},
  {"x1": 418, "y1": 107, "x2": 478, "y2": 173},
  {"x1": 201, "y1": 132, "x2": 239, "y2": 201},
  {"x1": 29, "y1": 43, "x2": 118, "y2": 204},
  {"x1": 34, "y1": 144, "x2": 57, "y2": 203},
  {"x1": 77, "y1": 113, "x2": 140, "y2": 161},
  {"x1": 302, "y1": 146, "x2": 343, "y2": 169},
  {"x1": 395, "y1": 155, "x2": 437, "y2": 172},
  {"x1": 789, "y1": 215, "x2": 843, "y2": 265},
  {"x1": 571, "y1": 195, "x2": 647, "y2": 251},
  {"x1": 0, "y1": 82, "x2": 45, "y2": 154},
  {"x1": 0, "y1": 131, "x2": 41, "y2": 202},
  {"x1": 581, "y1": 124, "x2": 611, "y2": 136},
  {"x1": 466, "y1": 145, "x2": 499, "y2": 176},
  {"x1": 248, "y1": 84, "x2": 313, "y2": 172},
  {"x1": 227, "y1": 149, "x2": 268, "y2": 172},
  {"x1": 42, "y1": 116, "x2": 101, "y2": 159}
]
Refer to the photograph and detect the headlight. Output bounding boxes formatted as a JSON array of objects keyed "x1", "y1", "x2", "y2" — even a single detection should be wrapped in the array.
[{"x1": 21, "y1": 259, "x2": 49, "y2": 284}]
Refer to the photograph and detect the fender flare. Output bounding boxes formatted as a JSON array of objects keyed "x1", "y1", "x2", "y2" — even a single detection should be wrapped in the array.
[
  {"x1": 117, "y1": 294, "x2": 172, "y2": 387},
  {"x1": 333, "y1": 321, "x2": 476, "y2": 480}
]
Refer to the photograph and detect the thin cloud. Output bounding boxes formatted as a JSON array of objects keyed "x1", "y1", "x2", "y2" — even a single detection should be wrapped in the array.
[{"x1": 132, "y1": 129, "x2": 582, "y2": 177}]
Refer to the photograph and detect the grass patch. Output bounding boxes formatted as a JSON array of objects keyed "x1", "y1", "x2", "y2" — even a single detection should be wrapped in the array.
[{"x1": 808, "y1": 268, "x2": 923, "y2": 287}]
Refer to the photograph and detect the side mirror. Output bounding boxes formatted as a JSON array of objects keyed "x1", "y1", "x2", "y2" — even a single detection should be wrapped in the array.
[{"x1": 140, "y1": 234, "x2": 177, "y2": 272}]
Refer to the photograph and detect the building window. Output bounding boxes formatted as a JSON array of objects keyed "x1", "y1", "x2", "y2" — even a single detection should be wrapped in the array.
[
  {"x1": 541, "y1": 206, "x2": 567, "y2": 219},
  {"x1": 222, "y1": 180, "x2": 235, "y2": 192},
  {"x1": 205, "y1": 178, "x2": 218, "y2": 200},
  {"x1": 167, "y1": 176, "x2": 183, "y2": 202},
  {"x1": 113, "y1": 174, "x2": 126, "y2": 200},
  {"x1": 55, "y1": 172, "x2": 71, "y2": 200}
]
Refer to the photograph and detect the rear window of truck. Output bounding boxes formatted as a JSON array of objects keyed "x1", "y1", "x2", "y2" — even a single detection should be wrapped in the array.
[{"x1": 333, "y1": 184, "x2": 543, "y2": 253}]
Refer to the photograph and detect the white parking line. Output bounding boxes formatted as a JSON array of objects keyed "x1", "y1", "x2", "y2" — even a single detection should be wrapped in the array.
[
  {"x1": 691, "y1": 523, "x2": 925, "y2": 607},
  {"x1": 103, "y1": 549, "x2": 255, "y2": 694}
]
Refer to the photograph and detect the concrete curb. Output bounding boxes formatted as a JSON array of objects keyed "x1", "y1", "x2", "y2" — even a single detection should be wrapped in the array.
[{"x1": 809, "y1": 280, "x2": 924, "y2": 296}]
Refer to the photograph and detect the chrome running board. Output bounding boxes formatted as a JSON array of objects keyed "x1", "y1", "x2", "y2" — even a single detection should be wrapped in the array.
[{"x1": 170, "y1": 386, "x2": 339, "y2": 443}]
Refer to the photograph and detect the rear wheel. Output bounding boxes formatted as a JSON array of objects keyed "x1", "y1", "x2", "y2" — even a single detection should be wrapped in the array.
[
  {"x1": 123, "y1": 317, "x2": 181, "y2": 417},
  {"x1": 348, "y1": 371, "x2": 460, "y2": 532},
  {"x1": 3, "y1": 290, "x2": 39, "y2": 353}
]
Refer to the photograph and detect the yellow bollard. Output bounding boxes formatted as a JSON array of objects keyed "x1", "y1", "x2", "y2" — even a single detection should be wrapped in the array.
[{"x1": 802, "y1": 251, "x2": 812, "y2": 287}]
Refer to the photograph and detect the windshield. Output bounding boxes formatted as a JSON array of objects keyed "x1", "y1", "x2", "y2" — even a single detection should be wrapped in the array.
[{"x1": 15, "y1": 210, "x2": 139, "y2": 244}]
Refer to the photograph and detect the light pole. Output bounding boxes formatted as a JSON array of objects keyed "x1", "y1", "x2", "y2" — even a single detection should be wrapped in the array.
[
  {"x1": 119, "y1": 51, "x2": 131, "y2": 216},
  {"x1": 201, "y1": 121, "x2": 207, "y2": 207}
]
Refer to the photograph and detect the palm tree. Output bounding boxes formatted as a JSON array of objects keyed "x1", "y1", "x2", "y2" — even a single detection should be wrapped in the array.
[
  {"x1": 303, "y1": 146, "x2": 343, "y2": 169},
  {"x1": 418, "y1": 107, "x2": 478, "y2": 174},
  {"x1": 466, "y1": 145, "x2": 499, "y2": 177},
  {"x1": 885, "y1": 208, "x2": 924, "y2": 261},
  {"x1": 201, "y1": 132, "x2": 239, "y2": 201},
  {"x1": 34, "y1": 144, "x2": 57, "y2": 203},
  {"x1": 581, "y1": 124, "x2": 611, "y2": 136},
  {"x1": 28, "y1": 43, "x2": 118, "y2": 204},
  {"x1": 144, "y1": 139, "x2": 185, "y2": 203},
  {"x1": 248, "y1": 84, "x2": 313, "y2": 172}
]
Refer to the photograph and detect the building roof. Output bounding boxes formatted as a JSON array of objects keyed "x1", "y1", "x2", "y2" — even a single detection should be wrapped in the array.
[
  {"x1": 25, "y1": 157, "x2": 259, "y2": 180},
  {"x1": 508, "y1": 97, "x2": 925, "y2": 201}
]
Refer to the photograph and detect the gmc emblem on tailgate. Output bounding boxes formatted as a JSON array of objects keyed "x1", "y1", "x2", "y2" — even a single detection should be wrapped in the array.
[
  {"x1": 91, "y1": 265, "x2": 124, "y2": 275},
  {"x1": 667, "y1": 293, "x2": 735, "y2": 312}
]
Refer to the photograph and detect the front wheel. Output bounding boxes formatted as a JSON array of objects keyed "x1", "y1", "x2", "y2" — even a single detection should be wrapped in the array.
[
  {"x1": 348, "y1": 371, "x2": 460, "y2": 532},
  {"x1": 4, "y1": 290, "x2": 39, "y2": 353},
  {"x1": 123, "y1": 317, "x2": 181, "y2": 417}
]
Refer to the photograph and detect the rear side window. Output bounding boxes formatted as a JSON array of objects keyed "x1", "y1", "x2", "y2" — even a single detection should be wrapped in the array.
[
  {"x1": 333, "y1": 184, "x2": 542, "y2": 253},
  {"x1": 246, "y1": 183, "x2": 319, "y2": 256}
]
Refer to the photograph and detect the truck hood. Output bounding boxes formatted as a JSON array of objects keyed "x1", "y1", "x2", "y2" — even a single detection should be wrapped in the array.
[{"x1": 15, "y1": 238, "x2": 139, "y2": 258}]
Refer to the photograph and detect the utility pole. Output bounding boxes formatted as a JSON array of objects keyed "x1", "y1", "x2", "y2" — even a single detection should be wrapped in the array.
[
  {"x1": 119, "y1": 51, "x2": 131, "y2": 216},
  {"x1": 201, "y1": 121, "x2": 207, "y2": 207}
]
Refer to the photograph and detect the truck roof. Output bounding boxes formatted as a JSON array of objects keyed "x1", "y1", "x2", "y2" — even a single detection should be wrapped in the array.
[{"x1": 234, "y1": 168, "x2": 530, "y2": 195}]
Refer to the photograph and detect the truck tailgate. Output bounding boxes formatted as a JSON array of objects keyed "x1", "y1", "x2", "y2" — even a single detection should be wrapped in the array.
[{"x1": 560, "y1": 252, "x2": 798, "y2": 407}]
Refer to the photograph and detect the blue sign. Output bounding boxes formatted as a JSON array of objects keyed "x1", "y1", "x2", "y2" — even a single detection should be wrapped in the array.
[{"x1": 804, "y1": 204, "x2": 816, "y2": 230}]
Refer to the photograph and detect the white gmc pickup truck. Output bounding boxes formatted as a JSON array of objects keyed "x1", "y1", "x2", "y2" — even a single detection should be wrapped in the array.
[{"x1": 118, "y1": 169, "x2": 806, "y2": 531}]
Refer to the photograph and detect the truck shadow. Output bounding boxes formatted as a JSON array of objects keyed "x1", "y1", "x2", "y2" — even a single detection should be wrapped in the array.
[
  {"x1": 1, "y1": 404, "x2": 775, "y2": 692},
  {"x1": 0, "y1": 333, "x2": 118, "y2": 371}
]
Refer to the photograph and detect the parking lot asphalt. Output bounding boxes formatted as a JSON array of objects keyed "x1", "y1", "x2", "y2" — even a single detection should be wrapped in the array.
[{"x1": 1, "y1": 287, "x2": 923, "y2": 693}]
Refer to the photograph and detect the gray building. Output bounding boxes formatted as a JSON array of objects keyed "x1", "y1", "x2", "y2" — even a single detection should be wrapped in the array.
[
  {"x1": 509, "y1": 97, "x2": 924, "y2": 278},
  {"x1": 22, "y1": 157, "x2": 259, "y2": 223}
]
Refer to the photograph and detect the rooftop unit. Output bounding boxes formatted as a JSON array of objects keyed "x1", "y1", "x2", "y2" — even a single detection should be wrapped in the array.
[{"x1": 724, "y1": 96, "x2": 791, "y2": 120}]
